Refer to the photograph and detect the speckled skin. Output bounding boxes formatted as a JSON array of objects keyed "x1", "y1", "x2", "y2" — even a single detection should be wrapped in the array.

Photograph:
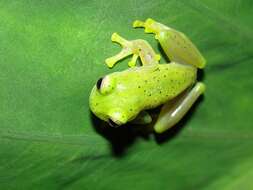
[
  {"x1": 89, "y1": 63, "x2": 196, "y2": 125},
  {"x1": 89, "y1": 18, "x2": 205, "y2": 128}
]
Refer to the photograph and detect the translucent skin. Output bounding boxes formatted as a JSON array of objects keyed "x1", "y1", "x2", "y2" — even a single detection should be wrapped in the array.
[
  {"x1": 89, "y1": 63, "x2": 196, "y2": 125},
  {"x1": 89, "y1": 18, "x2": 206, "y2": 130}
]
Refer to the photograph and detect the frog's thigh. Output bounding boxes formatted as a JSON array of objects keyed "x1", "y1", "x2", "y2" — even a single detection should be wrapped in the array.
[{"x1": 154, "y1": 82, "x2": 205, "y2": 133}]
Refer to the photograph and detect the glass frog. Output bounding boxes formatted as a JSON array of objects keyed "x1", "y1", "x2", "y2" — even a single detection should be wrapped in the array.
[{"x1": 89, "y1": 18, "x2": 206, "y2": 133}]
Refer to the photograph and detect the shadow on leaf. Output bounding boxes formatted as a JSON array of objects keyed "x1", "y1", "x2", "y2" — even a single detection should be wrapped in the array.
[
  {"x1": 90, "y1": 94, "x2": 204, "y2": 157},
  {"x1": 90, "y1": 112, "x2": 150, "y2": 157}
]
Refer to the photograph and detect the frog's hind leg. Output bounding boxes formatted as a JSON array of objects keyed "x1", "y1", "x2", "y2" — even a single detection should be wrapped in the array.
[
  {"x1": 133, "y1": 18, "x2": 206, "y2": 69},
  {"x1": 154, "y1": 82, "x2": 205, "y2": 133},
  {"x1": 105, "y1": 33, "x2": 160, "y2": 68}
]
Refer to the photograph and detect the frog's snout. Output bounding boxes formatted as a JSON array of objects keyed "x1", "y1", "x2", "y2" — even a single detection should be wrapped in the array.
[{"x1": 109, "y1": 111, "x2": 128, "y2": 126}]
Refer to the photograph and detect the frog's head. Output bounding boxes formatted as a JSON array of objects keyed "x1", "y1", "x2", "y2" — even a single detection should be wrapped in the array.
[{"x1": 89, "y1": 74, "x2": 137, "y2": 127}]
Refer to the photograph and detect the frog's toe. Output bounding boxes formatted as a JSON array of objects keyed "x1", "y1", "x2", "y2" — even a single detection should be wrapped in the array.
[
  {"x1": 105, "y1": 57, "x2": 116, "y2": 68},
  {"x1": 111, "y1": 32, "x2": 130, "y2": 47},
  {"x1": 133, "y1": 18, "x2": 165, "y2": 34},
  {"x1": 133, "y1": 20, "x2": 146, "y2": 28},
  {"x1": 128, "y1": 54, "x2": 138, "y2": 67},
  {"x1": 132, "y1": 19, "x2": 154, "y2": 33}
]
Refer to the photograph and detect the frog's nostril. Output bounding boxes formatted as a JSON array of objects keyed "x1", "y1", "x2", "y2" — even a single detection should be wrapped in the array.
[
  {"x1": 96, "y1": 77, "x2": 103, "y2": 90},
  {"x1": 108, "y1": 118, "x2": 119, "y2": 128}
]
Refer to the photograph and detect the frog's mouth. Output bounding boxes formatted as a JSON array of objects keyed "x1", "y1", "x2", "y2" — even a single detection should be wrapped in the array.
[
  {"x1": 108, "y1": 118, "x2": 120, "y2": 127},
  {"x1": 108, "y1": 111, "x2": 128, "y2": 127}
]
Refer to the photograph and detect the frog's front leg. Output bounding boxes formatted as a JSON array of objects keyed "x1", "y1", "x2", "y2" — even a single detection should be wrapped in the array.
[
  {"x1": 130, "y1": 111, "x2": 152, "y2": 125},
  {"x1": 133, "y1": 18, "x2": 206, "y2": 69},
  {"x1": 154, "y1": 82, "x2": 205, "y2": 133},
  {"x1": 105, "y1": 33, "x2": 160, "y2": 68}
]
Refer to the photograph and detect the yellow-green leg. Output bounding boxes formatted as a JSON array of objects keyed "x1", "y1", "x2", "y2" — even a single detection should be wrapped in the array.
[
  {"x1": 105, "y1": 33, "x2": 160, "y2": 68},
  {"x1": 133, "y1": 18, "x2": 206, "y2": 69},
  {"x1": 154, "y1": 82, "x2": 205, "y2": 133},
  {"x1": 105, "y1": 33, "x2": 132, "y2": 68}
]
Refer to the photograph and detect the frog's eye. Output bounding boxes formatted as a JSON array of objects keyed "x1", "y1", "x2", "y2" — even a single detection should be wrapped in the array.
[
  {"x1": 96, "y1": 77, "x2": 103, "y2": 90},
  {"x1": 96, "y1": 75, "x2": 115, "y2": 95}
]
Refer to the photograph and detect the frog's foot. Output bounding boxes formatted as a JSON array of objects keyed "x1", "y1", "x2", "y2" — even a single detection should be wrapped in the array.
[
  {"x1": 105, "y1": 33, "x2": 160, "y2": 68},
  {"x1": 154, "y1": 82, "x2": 205, "y2": 133},
  {"x1": 105, "y1": 33, "x2": 133, "y2": 68},
  {"x1": 133, "y1": 18, "x2": 169, "y2": 38}
]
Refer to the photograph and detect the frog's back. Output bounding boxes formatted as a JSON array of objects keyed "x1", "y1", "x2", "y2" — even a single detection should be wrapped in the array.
[
  {"x1": 113, "y1": 63, "x2": 196, "y2": 111},
  {"x1": 157, "y1": 63, "x2": 196, "y2": 99}
]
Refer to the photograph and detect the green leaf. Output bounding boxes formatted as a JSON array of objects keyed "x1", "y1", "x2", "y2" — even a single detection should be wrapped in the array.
[{"x1": 1, "y1": 0, "x2": 253, "y2": 189}]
